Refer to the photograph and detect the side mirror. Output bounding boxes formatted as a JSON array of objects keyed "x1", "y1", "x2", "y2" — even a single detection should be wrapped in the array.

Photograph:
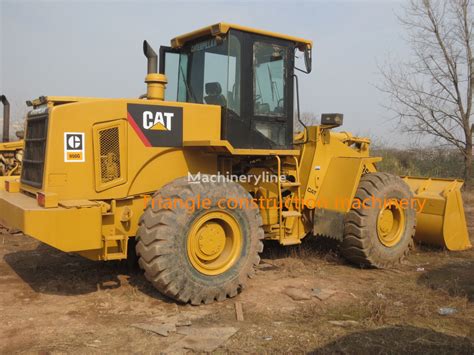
[{"x1": 304, "y1": 47, "x2": 312, "y2": 74}]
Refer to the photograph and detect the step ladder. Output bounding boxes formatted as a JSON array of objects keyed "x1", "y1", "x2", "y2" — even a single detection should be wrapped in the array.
[
  {"x1": 102, "y1": 234, "x2": 128, "y2": 260},
  {"x1": 274, "y1": 155, "x2": 302, "y2": 245}
]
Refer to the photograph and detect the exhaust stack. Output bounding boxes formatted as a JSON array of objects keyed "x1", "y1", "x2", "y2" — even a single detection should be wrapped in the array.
[
  {"x1": 1, "y1": 95, "x2": 10, "y2": 142},
  {"x1": 143, "y1": 40, "x2": 167, "y2": 101}
]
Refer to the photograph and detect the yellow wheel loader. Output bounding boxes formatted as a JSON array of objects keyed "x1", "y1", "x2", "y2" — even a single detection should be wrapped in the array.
[
  {"x1": 0, "y1": 23, "x2": 470, "y2": 304},
  {"x1": 0, "y1": 95, "x2": 23, "y2": 191}
]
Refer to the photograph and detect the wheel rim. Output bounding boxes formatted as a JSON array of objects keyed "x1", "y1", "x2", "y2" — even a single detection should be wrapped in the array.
[
  {"x1": 376, "y1": 201, "x2": 405, "y2": 247},
  {"x1": 187, "y1": 211, "x2": 242, "y2": 276}
]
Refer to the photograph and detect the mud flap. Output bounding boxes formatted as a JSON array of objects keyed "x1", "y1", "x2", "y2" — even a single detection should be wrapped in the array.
[{"x1": 402, "y1": 177, "x2": 471, "y2": 251}]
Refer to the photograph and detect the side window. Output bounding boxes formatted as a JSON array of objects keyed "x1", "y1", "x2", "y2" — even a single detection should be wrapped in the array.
[
  {"x1": 164, "y1": 52, "x2": 179, "y2": 102},
  {"x1": 228, "y1": 34, "x2": 241, "y2": 116},
  {"x1": 253, "y1": 42, "x2": 286, "y2": 116},
  {"x1": 203, "y1": 52, "x2": 229, "y2": 107},
  {"x1": 201, "y1": 42, "x2": 239, "y2": 112},
  {"x1": 177, "y1": 53, "x2": 188, "y2": 102},
  {"x1": 161, "y1": 50, "x2": 187, "y2": 102}
]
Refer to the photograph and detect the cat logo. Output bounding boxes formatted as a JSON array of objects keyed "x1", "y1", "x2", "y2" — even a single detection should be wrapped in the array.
[
  {"x1": 142, "y1": 111, "x2": 173, "y2": 131},
  {"x1": 127, "y1": 104, "x2": 183, "y2": 147},
  {"x1": 64, "y1": 132, "x2": 85, "y2": 162}
]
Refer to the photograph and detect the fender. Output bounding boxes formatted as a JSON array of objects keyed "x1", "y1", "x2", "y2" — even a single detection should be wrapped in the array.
[{"x1": 312, "y1": 156, "x2": 380, "y2": 240}]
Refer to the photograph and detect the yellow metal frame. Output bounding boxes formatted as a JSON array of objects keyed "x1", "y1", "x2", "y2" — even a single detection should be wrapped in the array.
[
  {"x1": 171, "y1": 22, "x2": 313, "y2": 50},
  {"x1": 299, "y1": 126, "x2": 380, "y2": 212},
  {"x1": 0, "y1": 140, "x2": 23, "y2": 177},
  {"x1": 184, "y1": 139, "x2": 300, "y2": 156},
  {"x1": 0, "y1": 190, "x2": 102, "y2": 251},
  {"x1": 0, "y1": 176, "x2": 19, "y2": 191},
  {"x1": 0, "y1": 140, "x2": 23, "y2": 152}
]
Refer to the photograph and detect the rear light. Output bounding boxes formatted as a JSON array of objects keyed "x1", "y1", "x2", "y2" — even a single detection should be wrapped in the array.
[{"x1": 37, "y1": 192, "x2": 46, "y2": 207}]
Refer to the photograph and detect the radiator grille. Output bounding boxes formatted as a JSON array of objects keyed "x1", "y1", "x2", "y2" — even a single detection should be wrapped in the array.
[
  {"x1": 99, "y1": 127, "x2": 121, "y2": 183},
  {"x1": 21, "y1": 112, "x2": 48, "y2": 188}
]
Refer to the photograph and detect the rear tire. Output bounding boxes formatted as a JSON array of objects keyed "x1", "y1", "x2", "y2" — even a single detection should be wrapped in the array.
[
  {"x1": 341, "y1": 172, "x2": 416, "y2": 268},
  {"x1": 136, "y1": 177, "x2": 264, "y2": 304}
]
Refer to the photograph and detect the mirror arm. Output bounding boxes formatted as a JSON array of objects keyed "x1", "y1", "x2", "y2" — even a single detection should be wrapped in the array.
[{"x1": 293, "y1": 74, "x2": 308, "y2": 145}]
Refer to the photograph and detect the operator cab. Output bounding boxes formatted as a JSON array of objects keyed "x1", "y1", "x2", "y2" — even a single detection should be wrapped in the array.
[{"x1": 160, "y1": 23, "x2": 312, "y2": 150}]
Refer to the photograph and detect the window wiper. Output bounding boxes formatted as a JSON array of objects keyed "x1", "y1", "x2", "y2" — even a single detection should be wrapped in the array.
[
  {"x1": 267, "y1": 64, "x2": 275, "y2": 101},
  {"x1": 179, "y1": 64, "x2": 198, "y2": 103}
]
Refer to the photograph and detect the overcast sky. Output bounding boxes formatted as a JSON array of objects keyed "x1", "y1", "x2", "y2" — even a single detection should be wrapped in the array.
[{"x1": 0, "y1": 0, "x2": 410, "y2": 145}]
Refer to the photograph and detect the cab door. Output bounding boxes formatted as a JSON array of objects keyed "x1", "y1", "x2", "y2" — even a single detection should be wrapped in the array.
[{"x1": 249, "y1": 38, "x2": 294, "y2": 149}]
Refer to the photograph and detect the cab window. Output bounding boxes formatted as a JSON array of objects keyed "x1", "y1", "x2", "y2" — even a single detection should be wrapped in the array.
[{"x1": 175, "y1": 35, "x2": 241, "y2": 117}]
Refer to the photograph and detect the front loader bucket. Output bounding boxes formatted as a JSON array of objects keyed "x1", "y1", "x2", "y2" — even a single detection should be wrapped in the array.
[{"x1": 402, "y1": 177, "x2": 471, "y2": 251}]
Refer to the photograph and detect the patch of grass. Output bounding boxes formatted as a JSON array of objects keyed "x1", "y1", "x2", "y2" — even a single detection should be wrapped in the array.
[
  {"x1": 261, "y1": 237, "x2": 342, "y2": 261},
  {"x1": 324, "y1": 303, "x2": 373, "y2": 323},
  {"x1": 373, "y1": 147, "x2": 473, "y2": 188},
  {"x1": 464, "y1": 190, "x2": 474, "y2": 205},
  {"x1": 364, "y1": 298, "x2": 388, "y2": 326}
]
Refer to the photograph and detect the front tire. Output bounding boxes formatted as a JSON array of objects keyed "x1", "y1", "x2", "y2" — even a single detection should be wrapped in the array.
[
  {"x1": 136, "y1": 177, "x2": 264, "y2": 304},
  {"x1": 341, "y1": 172, "x2": 416, "y2": 268}
]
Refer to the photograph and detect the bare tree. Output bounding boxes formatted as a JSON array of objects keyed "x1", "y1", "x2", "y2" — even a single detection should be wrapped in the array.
[{"x1": 379, "y1": 0, "x2": 473, "y2": 184}]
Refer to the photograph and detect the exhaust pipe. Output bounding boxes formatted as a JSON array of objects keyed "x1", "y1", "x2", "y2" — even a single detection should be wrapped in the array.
[
  {"x1": 143, "y1": 40, "x2": 167, "y2": 101},
  {"x1": 143, "y1": 40, "x2": 158, "y2": 74},
  {"x1": 0, "y1": 95, "x2": 10, "y2": 142}
]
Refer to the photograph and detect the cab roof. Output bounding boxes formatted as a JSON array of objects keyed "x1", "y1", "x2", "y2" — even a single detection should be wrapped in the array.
[{"x1": 171, "y1": 22, "x2": 313, "y2": 50}]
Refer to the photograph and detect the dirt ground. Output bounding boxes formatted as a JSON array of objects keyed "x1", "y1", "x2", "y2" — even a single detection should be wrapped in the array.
[{"x1": 1, "y1": 193, "x2": 473, "y2": 354}]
